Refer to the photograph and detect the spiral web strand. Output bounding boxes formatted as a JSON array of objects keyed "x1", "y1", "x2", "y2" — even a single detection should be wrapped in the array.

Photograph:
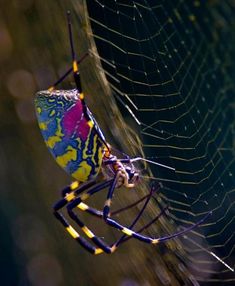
[{"x1": 86, "y1": 0, "x2": 235, "y2": 283}]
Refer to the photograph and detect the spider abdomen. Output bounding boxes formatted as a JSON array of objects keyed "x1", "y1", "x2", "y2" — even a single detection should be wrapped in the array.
[{"x1": 35, "y1": 89, "x2": 104, "y2": 182}]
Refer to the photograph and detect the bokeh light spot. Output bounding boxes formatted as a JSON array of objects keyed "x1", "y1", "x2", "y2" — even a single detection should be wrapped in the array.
[
  {"x1": 27, "y1": 254, "x2": 63, "y2": 286},
  {"x1": 7, "y1": 69, "x2": 36, "y2": 99},
  {"x1": 15, "y1": 98, "x2": 36, "y2": 123},
  {"x1": 0, "y1": 24, "x2": 12, "y2": 62}
]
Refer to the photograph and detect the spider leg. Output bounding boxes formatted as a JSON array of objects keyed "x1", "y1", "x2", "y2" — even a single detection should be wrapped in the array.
[
  {"x1": 65, "y1": 179, "x2": 120, "y2": 254},
  {"x1": 114, "y1": 184, "x2": 158, "y2": 247},
  {"x1": 54, "y1": 179, "x2": 112, "y2": 212},
  {"x1": 101, "y1": 175, "x2": 212, "y2": 244},
  {"x1": 111, "y1": 192, "x2": 153, "y2": 216},
  {"x1": 77, "y1": 191, "x2": 153, "y2": 218},
  {"x1": 118, "y1": 204, "x2": 170, "y2": 245},
  {"x1": 54, "y1": 180, "x2": 97, "y2": 211},
  {"x1": 103, "y1": 172, "x2": 119, "y2": 220},
  {"x1": 48, "y1": 53, "x2": 89, "y2": 91},
  {"x1": 54, "y1": 211, "x2": 104, "y2": 255},
  {"x1": 72, "y1": 182, "x2": 159, "y2": 225},
  {"x1": 66, "y1": 182, "x2": 158, "y2": 253},
  {"x1": 104, "y1": 157, "x2": 174, "y2": 171},
  {"x1": 53, "y1": 180, "x2": 113, "y2": 255},
  {"x1": 105, "y1": 211, "x2": 212, "y2": 245},
  {"x1": 62, "y1": 177, "x2": 159, "y2": 253}
]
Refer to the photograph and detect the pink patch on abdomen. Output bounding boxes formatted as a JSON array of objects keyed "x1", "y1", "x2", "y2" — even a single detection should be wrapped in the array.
[{"x1": 62, "y1": 101, "x2": 90, "y2": 141}]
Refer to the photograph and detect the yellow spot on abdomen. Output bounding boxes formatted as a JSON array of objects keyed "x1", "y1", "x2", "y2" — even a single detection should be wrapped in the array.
[
  {"x1": 37, "y1": 107, "x2": 42, "y2": 114},
  {"x1": 46, "y1": 118, "x2": 64, "y2": 149},
  {"x1": 49, "y1": 110, "x2": 56, "y2": 117},
  {"x1": 72, "y1": 161, "x2": 92, "y2": 182},
  {"x1": 56, "y1": 146, "x2": 77, "y2": 168},
  {"x1": 39, "y1": 122, "x2": 47, "y2": 130},
  {"x1": 87, "y1": 120, "x2": 94, "y2": 128},
  {"x1": 46, "y1": 135, "x2": 61, "y2": 149}
]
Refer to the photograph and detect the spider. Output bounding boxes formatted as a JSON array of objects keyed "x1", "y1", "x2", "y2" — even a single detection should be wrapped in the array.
[{"x1": 35, "y1": 11, "x2": 211, "y2": 255}]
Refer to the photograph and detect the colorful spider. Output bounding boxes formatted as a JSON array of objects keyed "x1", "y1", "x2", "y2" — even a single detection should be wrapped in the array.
[{"x1": 35, "y1": 12, "x2": 211, "y2": 255}]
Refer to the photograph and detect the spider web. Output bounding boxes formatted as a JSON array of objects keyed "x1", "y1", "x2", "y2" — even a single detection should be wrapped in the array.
[{"x1": 85, "y1": 0, "x2": 235, "y2": 284}]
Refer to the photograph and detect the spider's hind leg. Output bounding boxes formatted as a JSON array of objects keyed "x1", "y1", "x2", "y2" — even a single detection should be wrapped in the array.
[
  {"x1": 66, "y1": 181, "x2": 160, "y2": 253},
  {"x1": 53, "y1": 180, "x2": 112, "y2": 255}
]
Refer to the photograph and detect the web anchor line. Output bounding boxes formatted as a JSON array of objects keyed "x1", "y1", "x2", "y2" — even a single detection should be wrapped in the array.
[{"x1": 183, "y1": 234, "x2": 234, "y2": 273}]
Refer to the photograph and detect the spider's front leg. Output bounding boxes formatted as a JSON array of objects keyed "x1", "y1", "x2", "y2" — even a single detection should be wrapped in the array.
[
  {"x1": 101, "y1": 168, "x2": 212, "y2": 245},
  {"x1": 102, "y1": 166, "x2": 137, "y2": 221}
]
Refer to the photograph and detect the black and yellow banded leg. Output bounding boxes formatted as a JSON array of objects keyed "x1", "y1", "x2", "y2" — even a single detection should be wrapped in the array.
[
  {"x1": 114, "y1": 184, "x2": 158, "y2": 247},
  {"x1": 65, "y1": 189, "x2": 157, "y2": 254},
  {"x1": 66, "y1": 206, "x2": 117, "y2": 254},
  {"x1": 100, "y1": 174, "x2": 210, "y2": 245},
  {"x1": 60, "y1": 180, "x2": 95, "y2": 197},
  {"x1": 67, "y1": 187, "x2": 158, "y2": 232},
  {"x1": 47, "y1": 53, "x2": 89, "y2": 92},
  {"x1": 118, "y1": 204, "x2": 170, "y2": 245},
  {"x1": 54, "y1": 180, "x2": 109, "y2": 212},
  {"x1": 100, "y1": 179, "x2": 211, "y2": 245},
  {"x1": 103, "y1": 173, "x2": 119, "y2": 220},
  {"x1": 54, "y1": 210, "x2": 104, "y2": 255},
  {"x1": 78, "y1": 191, "x2": 154, "y2": 219},
  {"x1": 64, "y1": 178, "x2": 120, "y2": 254},
  {"x1": 54, "y1": 179, "x2": 119, "y2": 254},
  {"x1": 55, "y1": 193, "x2": 162, "y2": 255},
  {"x1": 59, "y1": 178, "x2": 156, "y2": 254},
  {"x1": 104, "y1": 211, "x2": 212, "y2": 245},
  {"x1": 54, "y1": 179, "x2": 112, "y2": 217},
  {"x1": 66, "y1": 182, "x2": 161, "y2": 253},
  {"x1": 53, "y1": 180, "x2": 114, "y2": 255}
]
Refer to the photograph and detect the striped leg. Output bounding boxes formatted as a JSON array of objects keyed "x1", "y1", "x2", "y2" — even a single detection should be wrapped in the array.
[
  {"x1": 68, "y1": 181, "x2": 211, "y2": 247},
  {"x1": 53, "y1": 180, "x2": 97, "y2": 211},
  {"x1": 53, "y1": 180, "x2": 113, "y2": 255},
  {"x1": 47, "y1": 52, "x2": 88, "y2": 91},
  {"x1": 66, "y1": 203, "x2": 116, "y2": 254},
  {"x1": 113, "y1": 184, "x2": 158, "y2": 247},
  {"x1": 66, "y1": 182, "x2": 158, "y2": 254},
  {"x1": 105, "y1": 211, "x2": 212, "y2": 245},
  {"x1": 64, "y1": 177, "x2": 126, "y2": 254},
  {"x1": 76, "y1": 191, "x2": 153, "y2": 219},
  {"x1": 54, "y1": 211, "x2": 104, "y2": 255},
  {"x1": 103, "y1": 173, "x2": 119, "y2": 220},
  {"x1": 99, "y1": 172, "x2": 212, "y2": 244},
  {"x1": 118, "y1": 204, "x2": 170, "y2": 245},
  {"x1": 57, "y1": 178, "x2": 159, "y2": 254}
]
